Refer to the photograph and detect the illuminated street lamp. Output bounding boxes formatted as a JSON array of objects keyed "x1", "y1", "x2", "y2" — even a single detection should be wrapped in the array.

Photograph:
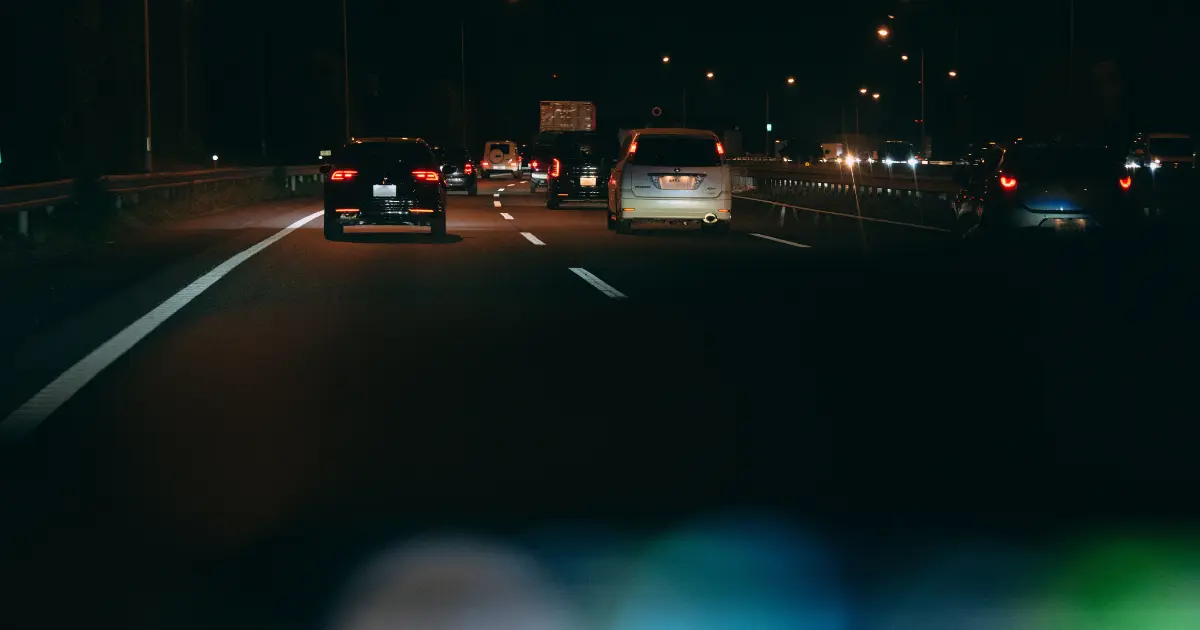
[
  {"x1": 901, "y1": 54, "x2": 909, "y2": 61},
  {"x1": 859, "y1": 87, "x2": 868, "y2": 94},
  {"x1": 662, "y1": 55, "x2": 670, "y2": 63},
  {"x1": 786, "y1": 76, "x2": 795, "y2": 85},
  {"x1": 706, "y1": 71, "x2": 714, "y2": 79},
  {"x1": 877, "y1": 26, "x2": 889, "y2": 39},
  {"x1": 948, "y1": 69, "x2": 958, "y2": 78},
  {"x1": 872, "y1": 92, "x2": 880, "y2": 100}
]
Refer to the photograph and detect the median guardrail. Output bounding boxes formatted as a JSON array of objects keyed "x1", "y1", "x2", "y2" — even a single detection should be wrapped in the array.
[{"x1": 0, "y1": 166, "x2": 323, "y2": 239}]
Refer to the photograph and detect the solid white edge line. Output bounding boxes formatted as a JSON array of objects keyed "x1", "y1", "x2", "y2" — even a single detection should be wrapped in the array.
[
  {"x1": 0, "y1": 209, "x2": 325, "y2": 443},
  {"x1": 493, "y1": 200, "x2": 502, "y2": 208},
  {"x1": 520, "y1": 232, "x2": 545, "y2": 246},
  {"x1": 732, "y1": 194, "x2": 952, "y2": 233},
  {"x1": 569, "y1": 268, "x2": 627, "y2": 299},
  {"x1": 500, "y1": 212, "x2": 514, "y2": 220},
  {"x1": 749, "y1": 232, "x2": 812, "y2": 249}
]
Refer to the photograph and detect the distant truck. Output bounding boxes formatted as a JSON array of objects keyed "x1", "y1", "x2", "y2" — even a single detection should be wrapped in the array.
[{"x1": 539, "y1": 101, "x2": 596, "y2": 133}]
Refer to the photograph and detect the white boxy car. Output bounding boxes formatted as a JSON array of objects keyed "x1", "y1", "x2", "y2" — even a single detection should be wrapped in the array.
[{"x1": 607, "y1": 129, "x2": 732, "y2": 234}]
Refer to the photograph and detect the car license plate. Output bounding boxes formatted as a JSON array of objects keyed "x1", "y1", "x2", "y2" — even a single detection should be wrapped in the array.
[
  {"x1": 659, "y1": 176, "x2": 695, "y2": 190},
  {"x1": 447, "y1": 178, "x2": 463, "y2": 184},
  {"x1": 1052, "y1": 218, "x2": 1086, "y2": 232},
  {"x1": 579, "y1": 176, "x2": 597, "y2": 187},
  {"x1": 373, "y1": 184, "x2": 397, "y2": 197}
]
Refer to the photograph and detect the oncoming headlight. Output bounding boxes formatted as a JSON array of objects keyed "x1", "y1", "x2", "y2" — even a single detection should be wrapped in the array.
[{"x1": 907, "y1": 157, "x2": 919, "y2": 166}]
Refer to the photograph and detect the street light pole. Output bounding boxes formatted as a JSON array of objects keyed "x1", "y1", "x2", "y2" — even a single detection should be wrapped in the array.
[
  {"x1": 920, "y1": 47, "x2": 926, "y2": 159},
  {"x1": 764, "y1": 90, "x2": 770, "y2": 155},
  {"x1": 460, "y1": 21, "x2": 467, "y2": 147},
  {"x1": 342, "y1": 0, "x2": 351, "y2": 142},
  {"x1": 143, "y1": 0, "x2": 153, "y2": 172}
]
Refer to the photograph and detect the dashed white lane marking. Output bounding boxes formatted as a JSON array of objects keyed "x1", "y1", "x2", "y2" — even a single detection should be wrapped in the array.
[
  {"x1": 494, "y1": 200, "x2": 502, "y2": 208},
  {"x1": 493, "y1": 192, "x2": 501, "y2": 198},
  {"x1": 569, "y1": 268, "x2": 627, "y2": 299},
  {"x1": 506, "y1": 183, "x2": 517, "y2": 187},
  {"x1": 520, "y1": 232, "x2": 545, "y2": 246},
  {"x1": 0, "y1": 209, "x2": 325, "y2": 443},
  {"x1": 500, "y1": 213, "x2": 514, "y2": 220},
  {"x1": 749, "y1": 232, "x2": 812, "y2": 249}
]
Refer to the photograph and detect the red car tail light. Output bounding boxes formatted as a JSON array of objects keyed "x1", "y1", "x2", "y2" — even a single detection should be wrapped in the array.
[
  {"x1": 330, "y1": 169, "x2": 358, "y2": 181},
  {"x1": 464, "y1": 163, "x2": 473, "y2": 174},
  {"x1": 550, "y1": 158, "x2": 561, "y2": 177},
  {"x1": 999, "y1": 175, "x2": 1018, "y2": 190},
  {"x1": 412, "y1": 170, "x2": 441, "y2": 183},
  {"x1": 1119, "y1": 175, "x2": 1132, "y2": 190}
]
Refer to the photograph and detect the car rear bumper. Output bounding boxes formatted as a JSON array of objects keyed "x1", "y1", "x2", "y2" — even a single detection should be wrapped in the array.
[
  {"x1": 325, "y1": 195, "x2": 444, "y2": 226},
  {"x1": 987, "y1": 205, "x2": 1138, "y2": 232},
  {"x1": 620, "y1": 196, "x2": 732, "y2": 221},
  {"x1": 444, "y1": 175, "x2": 476, "y2": 190}
]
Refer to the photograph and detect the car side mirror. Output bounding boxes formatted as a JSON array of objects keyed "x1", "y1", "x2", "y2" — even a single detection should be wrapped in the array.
[{"x1": 319, "y1": 164, "x2": 331, "y2": 175}]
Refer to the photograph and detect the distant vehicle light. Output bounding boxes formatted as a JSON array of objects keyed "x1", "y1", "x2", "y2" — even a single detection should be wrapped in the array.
[
  {"x1": 330, "y1": 169, "x2": 358, "y2": 181},
  {"x1": 628, "y1": 141, "x2": 638, "y2": 155},
  {"x1": 530, "y1": 160, "x2": 539, "y2": 169},
  {"x1": 716, "y1": 141, "x2": 725, "y2": 156},
  {"x1": 999, "y1": 175, "x2": 1018, "y2": 190},
  {"x1": 907, "y1": 157, "x2": 919, "y2": 166},
  {"x1": 1119, "y1": 175, "x2": 1132, "y2": 190},
  {"x1": 464, "y1": 162, "x2": 473, "y2": 174},
  {"x1": 883, "y1": 158, "x2": 894, "y2": 165}
]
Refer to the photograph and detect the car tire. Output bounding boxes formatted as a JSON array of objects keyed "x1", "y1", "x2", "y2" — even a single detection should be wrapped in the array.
[
  {"x1": 606, "y1": 209, "x2": 617, "y2": 230},
  {"x1": 324, "y1": 216, "x2": 344, "y2": 241},
  {"x1": 529, "y1": 180, "x2": 538, "y2": 194},
  {"x1": 431, "y1": 214, "x2": 447, "y2": 238},
  {"x1": 615, "y1": 219, "x2": 633, "y2": 234},
  {"x1": 467, "y1": 184, "x2": 478, "y2": 196},
  {"x1": 481, "y1": 171, "x2": 491, "y2": 180},
  {"x1": 512, "y1": 171, "x2": 523, "y2": 181},
  {"x1": 547, "y1": 195, "x2": 561, "y2": 209}
]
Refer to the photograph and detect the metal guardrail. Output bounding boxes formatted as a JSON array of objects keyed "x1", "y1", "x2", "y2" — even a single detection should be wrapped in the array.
[
  {"x1": 736, "y1": 163, "x2": 959, "y2": 195},
  {"x1": 0, "y1": 165, "x2": 322, "y2": 238}
]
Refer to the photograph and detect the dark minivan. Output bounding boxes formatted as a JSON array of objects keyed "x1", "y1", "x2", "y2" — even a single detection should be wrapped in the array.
[
  {"x1": 434, "y1": 146, "x2": 479, "y2": 196},
  {"x1": 545, "y1": 131, "x2": 619, "y2": 209},
  {"x1": 320, "y1": 137, "x2": 448, "y2": 240}
]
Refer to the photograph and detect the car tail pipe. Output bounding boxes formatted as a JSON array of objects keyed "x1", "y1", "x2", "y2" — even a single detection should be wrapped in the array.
[{"x1": 702, "y1": 213, "x2": 719, "y2": 224}]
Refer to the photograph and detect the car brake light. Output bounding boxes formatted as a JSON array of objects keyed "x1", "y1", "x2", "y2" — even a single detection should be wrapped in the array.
[
  {"x1": 464, "y1": 163, "x2": 473, "y2": 174},
  {"x1": 330, "y1": 169, "x2": 358, "y2": 181},
  {"x1": 716, "y1": 141, "x2": 725, "y2": 156},
  {"x1": 550, "y1": 158, "x2": 560, "y2": 177},
  {"x1": 628, "y1": 141, "x2": 637, "y2": 155},
  {"x1": 1119, "y1": 175, "x2": 1132, "y2": 190},
  {"x1": 999, "y1": 175, "x2": 1017, "y2": 190},
  {"x1": 531, "y1": 160, "x2": 539, "y2": 169},
  {"x1": 412, "y1": 170, "x2": 440, "y2": 182}
]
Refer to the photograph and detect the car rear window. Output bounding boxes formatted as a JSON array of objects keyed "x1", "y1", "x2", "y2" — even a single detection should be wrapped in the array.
[
  {"x1": 336, "y1": 142, "x2": 435, "y2": 166},
  {"x1": 489, "y1": 143, "x2": 512, "y2": 154},
  {"x1": 631, "y1": 135, "x2": 722, "y2": 167},
  {"x1": 554, "y1": 133, "x2": 617, "y2": 160},
  {"x1": 1002, "y1": 145, "x2": 1124, "y2": 178}
]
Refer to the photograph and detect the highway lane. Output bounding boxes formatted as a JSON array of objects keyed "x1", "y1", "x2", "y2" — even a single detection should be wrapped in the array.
[{"x1": 3, "y1": 175, "x2": 1200, "y2": 629}]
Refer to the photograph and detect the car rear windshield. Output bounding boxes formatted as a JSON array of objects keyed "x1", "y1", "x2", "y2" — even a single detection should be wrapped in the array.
[
  {"x1": 489, "y1": 143, "x2": 512, "y2": 154},
  {"x1": 631, "y1": 135, "x2": 722, "y2": 167},
  {"x1": 554, "y1": 133, "x2": 617, "y2": 160},
  {"x1": 1002, "y1": 146, "x2": 1124, "y2": 178},
  {"x1": 336, "y1": 142, "x2": 434, "y2": 166}
]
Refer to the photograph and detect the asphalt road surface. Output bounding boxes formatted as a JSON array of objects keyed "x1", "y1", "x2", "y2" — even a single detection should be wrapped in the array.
[{"x1": 3, "y1": 176, "x2": 1199, "y2": 629}]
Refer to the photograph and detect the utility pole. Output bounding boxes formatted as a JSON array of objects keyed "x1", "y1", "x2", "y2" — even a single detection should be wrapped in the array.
[
  {"x1": 143, "y1": 0, "x2": 153, "y2": 172},
  {"x1": 1068, "y1": 0, "x2": 1075, "y2": 107},
  {"x1": 342, "y1": 0, "x2": 351, "y2": 142}
]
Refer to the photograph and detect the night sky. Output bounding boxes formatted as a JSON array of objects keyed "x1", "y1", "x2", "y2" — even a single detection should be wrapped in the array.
[{"x1": 3, "y1": 0, "x2": 1197, "y2": 182}]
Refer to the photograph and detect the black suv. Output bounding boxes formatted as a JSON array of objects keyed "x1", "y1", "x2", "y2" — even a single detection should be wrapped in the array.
[
  {"x1": 545, "y1": 131, "x2": 618, "y2": 209},
  {"x1": 434, "y1": 146, "x2": 479, "y2": 196},
  {"x1": 320, "y1": 137, "x2": 448, "y2": 240}
]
